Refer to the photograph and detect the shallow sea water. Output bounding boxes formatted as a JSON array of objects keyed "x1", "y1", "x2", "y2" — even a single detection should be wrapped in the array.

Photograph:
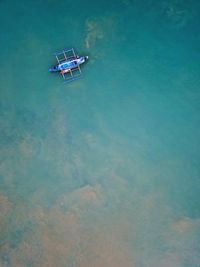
[{"x1": 0, "y1": 0, "x2": 200, "y2": 266}]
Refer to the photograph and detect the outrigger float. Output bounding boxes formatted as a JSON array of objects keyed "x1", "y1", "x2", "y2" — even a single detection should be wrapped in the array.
[{"x1": 49, "y1": 48, "x2": 88, "y2": 83}]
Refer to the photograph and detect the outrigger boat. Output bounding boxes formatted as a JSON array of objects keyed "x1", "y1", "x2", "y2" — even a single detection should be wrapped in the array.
[{"x1": 49, "y1": 48, "x2": 88, "y2": 82}]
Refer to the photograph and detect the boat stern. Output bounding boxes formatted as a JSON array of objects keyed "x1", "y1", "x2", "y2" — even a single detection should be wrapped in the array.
[{"x1": 49, "y1": 66, "x2": 59, "y2": 72}]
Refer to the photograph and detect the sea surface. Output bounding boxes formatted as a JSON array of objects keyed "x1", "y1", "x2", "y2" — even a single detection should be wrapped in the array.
[{"x1": 0, "y1": 0, "x2": 200, "y2": 266}]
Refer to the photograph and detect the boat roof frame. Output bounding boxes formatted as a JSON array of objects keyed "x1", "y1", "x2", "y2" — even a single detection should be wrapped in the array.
[{"x1": 54, "y1": 48, "x2": 82, "y2": 83}]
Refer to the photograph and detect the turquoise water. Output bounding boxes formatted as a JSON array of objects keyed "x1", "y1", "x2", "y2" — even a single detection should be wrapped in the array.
[{"x1": 0, "y1": 0, "x2": 200, "y2": 266}]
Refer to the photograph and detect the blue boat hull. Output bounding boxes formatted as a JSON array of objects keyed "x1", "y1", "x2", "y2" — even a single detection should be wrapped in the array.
[{"x1": 49, "y1": 56, "x2": 88, "y2": 73}]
